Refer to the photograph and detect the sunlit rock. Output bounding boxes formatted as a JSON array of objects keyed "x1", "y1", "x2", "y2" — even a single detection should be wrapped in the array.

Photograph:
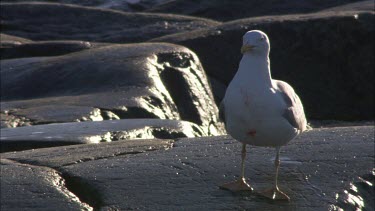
[
  {"x1": 0, "y1": 119, "x2": 206, "y2": 152},
  {"x1": 1, "y1": 43, "x2": 224, "y2": 136},
  {"x1": 152, "y1": 11, "x2": 374, "y2": 121}
]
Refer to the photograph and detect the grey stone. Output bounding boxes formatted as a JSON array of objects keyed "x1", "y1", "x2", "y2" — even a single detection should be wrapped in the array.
[
  {"x1": 1, "y1": 43, "x2": 224, "y2": 136},
  {"x1": 152, "y1": 11, "x2": 375, "y2": 121},
  {"x1": 0, "y1": 33, "x2": 31, "y2": 47},
  {"x1": 0, "y1": 2, "x2": 219, "y2": 43},
  {"x1": 0, "y1": 119, "x2": 202, "y2": 152},
  {"x1": 0, "y1": 40, "x2": 96, "y2": 60},
  {"x1": 5, "y1": 0, "x2": 170, "y2": 12},
  {"x1": 146, "y1": 0, "x2": 366, "y2": 21},
  {"x1": 335, "y1": 171, "x2": 374, "y2": 211},
  {"x1": 1, "y1": 138, "x2": 173, "y2": 210},
  {"x1": 2, "y1": 138, "x2": 173, "y2": 168},
  {"x1": 321, "y1": 0, "x2": 374, "y2": 12},
  {"x1": 1, "y1": 126, "x2": 373, "y2": 210},
  {"x1": 0, "y1": 159, "x2": 91, "y2": 210}
]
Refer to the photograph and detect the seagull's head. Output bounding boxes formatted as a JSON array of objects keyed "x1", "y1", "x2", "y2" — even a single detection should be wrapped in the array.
[{"x1": 241, "y1": 30, "x2": 270, "y2": 56}]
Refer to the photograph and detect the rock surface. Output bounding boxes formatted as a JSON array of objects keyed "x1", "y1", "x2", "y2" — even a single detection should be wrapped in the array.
[
  {"x1": 335, "y1": 171, "x2": 375, "y2": 211},
  {"x1": 0, "y1": 2, "x2": 220, "y2": 43},
  {"x1": 0, "y1": 159, "x2": 91, "y2": 210},
  {"x1": 1, "y1": 138, "x2": 173, "y2": 210},
  {"x1": 1, "y1": 1, "x2": 373, "y2": 210},
  {"x1": 1, "y1": 126, "x2": 373, "y2": 210},
  {"x1": 6, "y1": 0, "x2": 171, "y2": 12},
  {"x1": 321, "y1": 0, "x2": 374, "y2": 12},
  {"x1": 0, "y1": 40, "x2": 96, "y2": 59},
  {"x1": 0, "y1": 33, "x2": 31, "y2": 45},
  {"x1": 152, "y1": 11, "x2": 375, "y2": 121},
  {"x1": 1, "y1": 43, "x2": 224, "y2": 136},
  {"x1": 0, "y1": 119, "x2": 204, "y2": 152},
  {"x1": 146, "y1": 0, "x2": 367, "y2": 21}
]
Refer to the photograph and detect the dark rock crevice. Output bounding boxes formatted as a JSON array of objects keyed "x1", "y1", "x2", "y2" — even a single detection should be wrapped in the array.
[
  {"x1": 99, "y1": 107, "x2": 159, "y2": 120},
  {"x1": 4, "y1": 139, "x2": 176, "y2": 209},
  {"x1": 59, "y1": 171, "x2": 103, "y2": 211},
  {"x1": 159, "y1": 66, "x2": 202, "y2": 124},
  {"x1": 155, "y1": 51, "x2": 216, "y2": 127},
  {"x1": 60, "y1": 141, "x2": 174, "y2": 168},
  {"x1": 4, "y1": 158, "x2": 98, "y2": 210}
]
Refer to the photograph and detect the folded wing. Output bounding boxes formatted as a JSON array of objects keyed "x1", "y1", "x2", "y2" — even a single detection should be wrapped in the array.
[{"x1": 274, "y1": 80, "x2": 307, "y2": 132}]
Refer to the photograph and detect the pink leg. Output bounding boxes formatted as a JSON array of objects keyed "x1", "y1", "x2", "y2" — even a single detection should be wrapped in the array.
[
  {"x1": 259, "y1": 147, "x2": 290, "y2": 201},
  {"x1": 220, "y1": 143, "x2": 253, "y2": 192}
]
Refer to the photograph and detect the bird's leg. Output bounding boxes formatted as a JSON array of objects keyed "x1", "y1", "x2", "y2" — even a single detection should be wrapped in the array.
[
  {"x1": 240, "y1": 143, "x2": 246, "y2": 179},
  {"x1": 259, "y1": 147, "x2": 290, "y2": 201},
  {"x1": 219, "y1": 143, "x2": 253, "y2": 192},
  {"x1": 274, "y1": 147, "x2": 281, "y2": 190}
]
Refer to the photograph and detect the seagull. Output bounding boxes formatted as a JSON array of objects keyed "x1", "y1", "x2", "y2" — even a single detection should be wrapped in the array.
[{"x1": 219, "y1": 30, "x2": 308, "y2": 200}]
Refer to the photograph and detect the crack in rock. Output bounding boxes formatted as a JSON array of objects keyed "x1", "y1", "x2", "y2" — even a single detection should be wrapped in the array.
[
  {"x1": 81, "y1": 126, "x2": 200, "y2": 144},
  {"x1": 61, "y1": 142, "x2": 174, "y2": 167},
  {"x1": 151, "y1": 51, "x2": 224, "y2": 136},
  {"x1": 3, "y1": 158, "x2": 95, "y2": 210},
  {"x1": 3, "y1": 139, "x2": 175, "y2": 210}
]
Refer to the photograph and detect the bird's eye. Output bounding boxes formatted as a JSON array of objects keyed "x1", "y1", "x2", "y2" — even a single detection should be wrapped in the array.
[{"x1": 260, "y1": 37, "x2": 265, "y2": 41}]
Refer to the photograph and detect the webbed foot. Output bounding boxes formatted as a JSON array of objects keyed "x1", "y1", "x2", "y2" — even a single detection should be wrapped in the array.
[
  {"x1": 219, "y1": 178, "x2": 253, "y2": 192},
  {"x1": 258, "y1": 188, "x2": 290, "y2": 201}
]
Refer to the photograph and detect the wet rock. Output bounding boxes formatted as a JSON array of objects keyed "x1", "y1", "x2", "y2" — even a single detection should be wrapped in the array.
[
  {"x1": 1, "y1": 43, "x2": 224, "y2": 135},
  {"x1": 1, "y1": 138, "x2": 173, "y2": 210},
  {"x1": 152, "y1": 11, "x2": 375, "y2": 121},
  {"x1": 0, "y1": 2, "x2": 219, "y2": 43},
  {"x1": 335, "y1": 171, "x2": 375, "y2": 211},
  {"x1": 1, "y1": 126, "x2": 373, "y2": 210},
  {"x1": 0, "y1": 159, "x2": 91, "y2": 210},
  {"x1": 0, "y1": 40, "x2": 95, "y2": 59},
  {"x1": 0, "y1": 33, "x2": 31, "y2": 47},
  {"x1": 0, "y1": 119, "x2": 202, "y2": 152},
  {"x1": 2, "y1": 138, "x2": 173, "y2": 168},
  {"x1": 6, "y1": 0, "x2": 170, "y2": 12},
  {"x1": 321, "y1": 0, "x2": 374, "y2": 12},
  {"x1": 146, "y1": 0, "x2": 365, "y2": 21}
]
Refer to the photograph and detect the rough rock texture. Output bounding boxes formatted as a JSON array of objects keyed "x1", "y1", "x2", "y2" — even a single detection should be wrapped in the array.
[
  {"x1": 0, "y1": 159, "x2": 91, "y2": 210},
  {"x1": 321, "y1": 0, "x2": 374, "y2": 12},
  {"x1": 1, "y1": 138, "x2": 173, "y2": 210},
  {"x1": 6, "y1": 0, "x2": 170, "y2": 12},
  {"x1": 335, "y1": 171, "x2": 375, "y2": 211},
  {"x1": 146, "y1": 0, "x2": 367, "y2": 21},
  {"x1": 1, "y1": 126, "x2": 373, "y2": 210},
  {"x1": 152, "y1": 11, "x2": 374, "y2": 121},
  {"x1": 0, "y1": 40, "x2": 96, "y2": 59},
  {"x1": 0, "y1": 2, "x2": 220, "y2": 43},
  {"x1": 0, "y1": 119, "x2": 204, "y2": 152},
  {"x1": 1, "y1": 43, "x2": 224, "y2": 136},
  {"x1": 0, "y1": 33, "x2": 31, "y2": 45}
]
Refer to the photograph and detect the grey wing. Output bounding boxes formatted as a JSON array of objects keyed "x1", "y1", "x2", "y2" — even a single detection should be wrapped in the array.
[{"x1": 274, "y1": 80, "x2": 307, "y2": 131}]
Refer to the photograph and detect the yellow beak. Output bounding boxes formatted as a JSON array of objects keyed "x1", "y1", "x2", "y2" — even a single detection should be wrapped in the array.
[{"x1": 241, "y1": 44, "x2": 255, "y2": 54}]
